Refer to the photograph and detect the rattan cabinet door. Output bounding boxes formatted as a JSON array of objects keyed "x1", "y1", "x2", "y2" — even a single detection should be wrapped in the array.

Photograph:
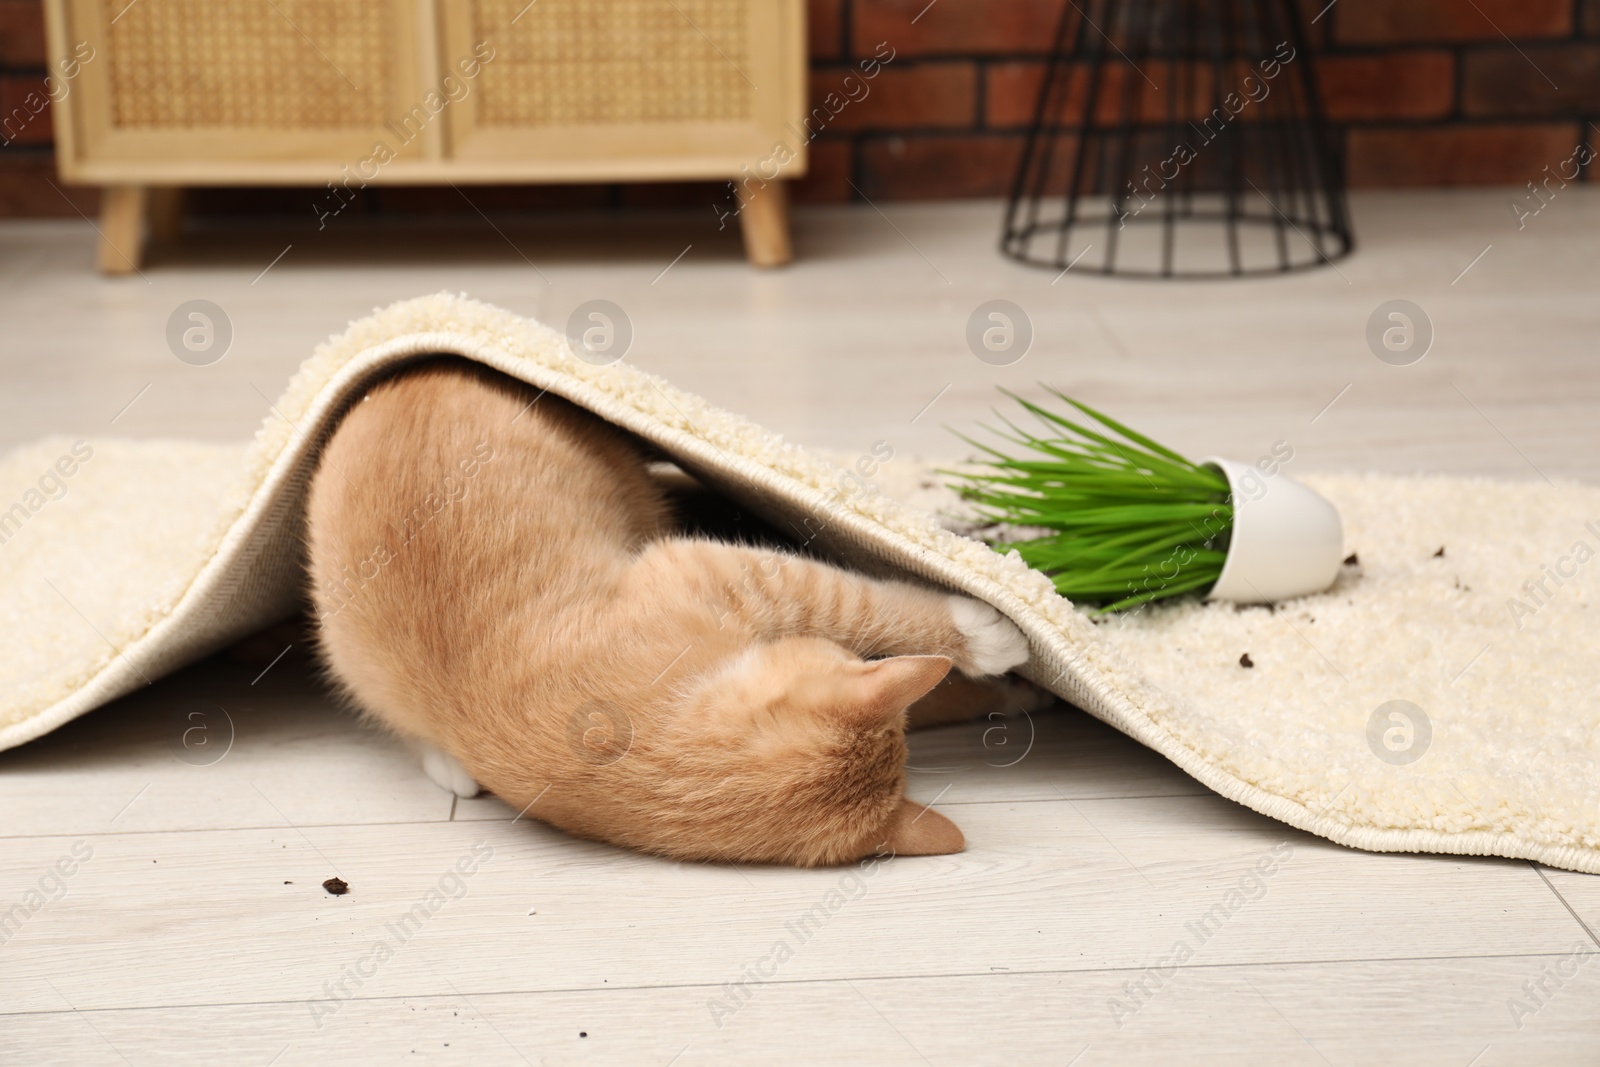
[
  {"x1": 438, "y1": 0, "x2": 806, "y2": 180},
  {"x1": 57, "y1": 0, "x2": 429, "y2": 179}
]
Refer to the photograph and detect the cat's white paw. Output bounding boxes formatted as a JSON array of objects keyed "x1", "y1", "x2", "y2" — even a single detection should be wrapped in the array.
[
  {"x1": 948, "y1": 595, "x2": 1029, "y2": 676},
  {"x1": 418, "y1": 741, "x2": 481, "y2": 798}
]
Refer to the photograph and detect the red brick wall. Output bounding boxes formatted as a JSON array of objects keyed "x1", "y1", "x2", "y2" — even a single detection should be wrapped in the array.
[
  {"x1": 0, "y1": 0, "x2": 94, "y2": 216},
  {"x1": 1, "y1": 0, "x2": 1594, "y2": 217},
  {"x1": 811, "y1": 0, "x2": 1598, "y2": 198}
]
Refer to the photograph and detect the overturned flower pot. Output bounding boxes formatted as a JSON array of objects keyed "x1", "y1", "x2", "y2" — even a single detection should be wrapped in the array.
[
  {"x1": 1202, "y1": 456, "x2": 1345, "y2": 604},
  {"x1": 950, "y1": 390, "x2": 1345, "y2": 611}
]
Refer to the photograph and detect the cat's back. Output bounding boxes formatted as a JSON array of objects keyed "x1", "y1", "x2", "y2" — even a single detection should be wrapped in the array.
[
  {"x1": 313, "y1": 359, "x2": 663, "y2": 549},
  {"x1": 306, "y1": 360, "x2": 670, "y2": 729},
  {"x1": 308, "y1": 361, "x2": 668, "y2": 642}
]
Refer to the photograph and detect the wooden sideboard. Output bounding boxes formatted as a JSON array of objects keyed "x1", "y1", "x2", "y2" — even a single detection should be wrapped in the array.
[{"x1": 43, "y1": 0, "x2": 807, "y2": 272}]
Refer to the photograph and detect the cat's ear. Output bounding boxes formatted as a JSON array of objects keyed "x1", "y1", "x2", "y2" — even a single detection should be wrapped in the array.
[
  {"x1": 876, "y1": 796, "x2": 965, "y2": 856},
  {"x1": 846, "y1": 655, "x2": 952, "y2": 724}
]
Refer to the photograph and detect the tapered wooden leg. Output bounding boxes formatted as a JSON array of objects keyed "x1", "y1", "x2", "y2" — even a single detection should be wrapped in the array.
[
  {"x1": 96, "y1": 185, "x2": 147, "y2": 275},
  {"x1": 739, "y1": 178, "x2": 793, "y2": 267},
  {"x1": 147, "y1": 186, "x2": 185, "y2": 244}
]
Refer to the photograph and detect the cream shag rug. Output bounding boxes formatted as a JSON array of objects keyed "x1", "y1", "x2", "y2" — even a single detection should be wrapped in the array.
[{"x1": 3, "y1": 293, "x2": 1597, "y2": 874}]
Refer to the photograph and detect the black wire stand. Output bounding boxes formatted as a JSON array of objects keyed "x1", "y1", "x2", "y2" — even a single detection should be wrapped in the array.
[{"x1": 1001, "y1": 0, "x2": 1353, "y2": 278}]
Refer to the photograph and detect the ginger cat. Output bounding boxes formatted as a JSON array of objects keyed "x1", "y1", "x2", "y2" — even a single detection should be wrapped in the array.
[{"x1": 306, "y1": 361, "x2": 1031, "y2": 867}]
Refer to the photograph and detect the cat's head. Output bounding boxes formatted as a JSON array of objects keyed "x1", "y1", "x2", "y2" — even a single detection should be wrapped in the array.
[{"x1": 671, "y1": 637, "x2": 963, "y2": 867}]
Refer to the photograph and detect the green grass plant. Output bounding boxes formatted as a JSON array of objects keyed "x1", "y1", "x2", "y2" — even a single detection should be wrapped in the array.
[{"x1": 946, "y1": 388, "x2": 1233, "y2": 613}]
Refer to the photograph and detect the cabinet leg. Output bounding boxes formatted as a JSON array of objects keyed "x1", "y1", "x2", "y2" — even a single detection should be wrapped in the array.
[
  {"x1": 147, "y1": 187, "x2": 185, "y2": 245},
  {"x1": 739, "y1": 179, "x2": 793, "y2": 268},
  {"x1": 97, "y1": 185, "x2": 148, "y2": 275}
]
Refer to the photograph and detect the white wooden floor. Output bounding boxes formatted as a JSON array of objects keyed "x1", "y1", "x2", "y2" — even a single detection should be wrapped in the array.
[{"x1": 3, "y1": 193, "x2": 1598, "y2": 1065}]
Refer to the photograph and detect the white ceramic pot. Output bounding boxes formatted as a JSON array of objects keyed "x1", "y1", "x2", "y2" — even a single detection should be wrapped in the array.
[{"x1": 1202, "y1": 457, "x2": 1344, "y2": 604}]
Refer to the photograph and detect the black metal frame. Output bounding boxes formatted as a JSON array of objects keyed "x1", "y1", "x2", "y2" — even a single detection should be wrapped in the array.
[{"x1": 1001, "y1": 0, "x2": 1354, "y2": 278}]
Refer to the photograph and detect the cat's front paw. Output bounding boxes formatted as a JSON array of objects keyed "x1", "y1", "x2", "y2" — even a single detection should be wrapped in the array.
[{"x1": 947, "y1": 596, "x2": 1029, "y2": 676}]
